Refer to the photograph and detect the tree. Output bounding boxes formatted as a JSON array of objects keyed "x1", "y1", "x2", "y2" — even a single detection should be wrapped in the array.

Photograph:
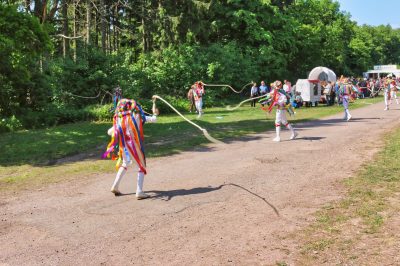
[{"x1": 0, "y1": 4, "x2": 51, "y2": 116}]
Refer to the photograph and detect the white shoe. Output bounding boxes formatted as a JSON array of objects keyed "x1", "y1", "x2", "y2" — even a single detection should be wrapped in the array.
[
  {"x1": 384, "y1": 107, "x2": 388, "y2": 111},
  {"x1": 136, "y1": 191, "x2": 149, "y2": 200},
  {"x1": 111, "y1": 188, "x2": 121, "y2": 196},
  {"x1": 347, "y1": 115, "x2": 352, "y2": 121},
  {"x1": 273, "y1": 136, "x2": 281, "y2": 142},
  {"x1": 290, "y1": 131, "x2": 298, "y2": 140}
]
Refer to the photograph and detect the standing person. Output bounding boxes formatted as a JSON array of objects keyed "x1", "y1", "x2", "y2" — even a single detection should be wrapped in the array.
[
  {"x1": 335, "y1": 81, "x2": 342, "y2": 105},
  {"x1": 329, "y1": 81, "x2": 336, "y2": 105},
  {"x1": 270, "y1": 80, "x2": 298, "y2": 142},
  {"x1": 259, "y1": 80, "x2": 269, "y2": 95},
  {"x1": 187, "y1": 85, "x2": 197, "y2": 113},
  {"x1": 389, "y1": 80, "x2": 399, "y2": 105},
  {"x1": 342, "y1": 81, "x2": 352, "y2": 121},
  {"x1": 384, "y1": 77, "x2": 391, "y2": 110},
  {"x1": 250, "y1": 82, "x2": 259, "y2": 107},
  {"x1": 194, "y1": 81, "x2": 205, "y2": 118},
  {"x1": 283, "y1": 80, "x2": 289, "y2": 92},
  {"x1": 103, "y1": 98, "x2": 157, "y2": 199}
]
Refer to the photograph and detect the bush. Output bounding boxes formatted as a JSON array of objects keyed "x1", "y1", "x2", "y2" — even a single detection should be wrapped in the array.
[
  {"x1": 0, "y1": 116, "x2": 23, "y2": 133},
  {"x1": 84, "y1": 104, "x2": 113, "y2": 121}
]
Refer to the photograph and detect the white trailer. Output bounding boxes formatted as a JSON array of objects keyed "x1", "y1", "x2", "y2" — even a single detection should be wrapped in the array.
[
  {"x1": 294, "y1": 66, "x2": 337, "y2": 106},
  {"x1": 294, "y1": 79, "x2": 321, "y2": 106}
]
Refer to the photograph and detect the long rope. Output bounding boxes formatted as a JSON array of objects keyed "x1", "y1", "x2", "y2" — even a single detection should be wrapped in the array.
[
  {"x1": 226, "y1": 95, "x2": 267, "y2": 111},
  {"x1": 203, "y1": 82, "x2": 253, "y2": 94},
  {"x1": 152, "y1": 95, "x2": 224, "y2": 145}
]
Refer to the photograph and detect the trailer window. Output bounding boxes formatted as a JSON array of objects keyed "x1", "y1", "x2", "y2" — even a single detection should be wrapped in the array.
[{"x1": 313, "y1": 84, "x2": 318, "y2": 96}]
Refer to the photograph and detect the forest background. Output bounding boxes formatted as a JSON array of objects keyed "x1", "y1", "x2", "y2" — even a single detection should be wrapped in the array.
[{"x1": 1, "y1": 0, "x2": 400, "y2": 132}]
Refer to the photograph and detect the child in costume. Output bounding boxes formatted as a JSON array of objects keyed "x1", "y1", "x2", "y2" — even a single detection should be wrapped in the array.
[
  {"x1": 260, "y1": 80, "x2": 297, "y2": 142},
  {"x1": 103, "y1": 98, "x2": 157, "y2": 199},
  {"x1": 194, "y1": 81, "x2": 205, "y2": 118}
]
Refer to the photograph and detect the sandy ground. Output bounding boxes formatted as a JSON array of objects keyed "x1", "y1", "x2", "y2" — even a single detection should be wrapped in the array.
[{"x1": 1, "y1": 101, "x2": 400, "y2": 265}]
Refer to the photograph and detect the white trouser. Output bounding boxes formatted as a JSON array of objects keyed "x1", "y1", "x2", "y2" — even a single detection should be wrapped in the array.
[
  {"x1": 384, "y1": 90, "x2": 390, "y2": 107},
  {"x1": 195, "y1": 99, "x2": 203, "y2": 113},
  {"x1": 390, "y1": 91, "x2": 399, "y2": 104},
  {"x1": 275, "y1": 109, "x2": 295, "y2": 137},
  {"x1": 342, "y1": 95, "x2": 351, "y2": 119},
  {"x1": 111, "y1": 153, "x2": 145, "y2": 194}
]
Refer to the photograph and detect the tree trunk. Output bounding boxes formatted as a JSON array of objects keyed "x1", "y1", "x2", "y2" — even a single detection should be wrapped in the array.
[
  {"x1": 94, "y1": 6, "x2": 98, "y2": 47},
  {"x1": 86, "y1": 0, "x2": 91, "y2": 45},
  {"x1": 142, "y1": 1, "x2": 147, "y2": 53},
  {"x1": 73, "y1": 0, "x2": 77, "y2": 61},
  {"x1": 62, "y1": 0, "x2": 69, "y2": 58},
  {"x1": 100, "y1": 0, "x2": 106, "y2": 53}
]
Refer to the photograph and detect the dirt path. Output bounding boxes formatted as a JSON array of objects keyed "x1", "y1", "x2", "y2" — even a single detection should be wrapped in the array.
[{"x1": 1, "y1": 101, "x2": 400, "y2": 265}]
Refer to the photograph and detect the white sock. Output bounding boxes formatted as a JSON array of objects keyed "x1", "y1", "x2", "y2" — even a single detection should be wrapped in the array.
[
  {"x1": 111, "y1": 167, "x2": 126, "y2": 190},
  {"x1": 137, "y1": 172, "x2": 145, "y2": 194},
  {"x1": 275, "y1": 125, "x2": 281, "y2": 138},
  {"x1": 286, "y1": 124, "x2": 295, "y2": 134}
]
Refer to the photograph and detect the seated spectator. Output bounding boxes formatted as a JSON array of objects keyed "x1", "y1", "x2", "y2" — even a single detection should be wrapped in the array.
[{"x1": 293, "y1": 92, "x2": 303, "y2": 108}]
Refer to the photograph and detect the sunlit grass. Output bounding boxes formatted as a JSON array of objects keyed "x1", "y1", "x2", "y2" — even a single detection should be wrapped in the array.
[
  {"x1": 297, "y1": 122, "x2": 400, "y2": 263},
  {"x1": 0, "y1": 96, "x2": 383, "y2": 191}
]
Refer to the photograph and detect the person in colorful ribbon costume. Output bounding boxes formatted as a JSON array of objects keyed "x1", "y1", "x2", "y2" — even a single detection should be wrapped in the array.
[
  {"x1": 103, "y1": 98, "x2": 157, "y2": 199},
  {"x1": 260, "y1": 80, "x2": 298, "y2": 142}
]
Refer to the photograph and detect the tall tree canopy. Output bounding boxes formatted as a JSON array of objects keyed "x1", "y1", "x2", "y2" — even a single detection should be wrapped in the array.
[{"x1": 1, "y1": 0, "x2": 400, "y2": 130}]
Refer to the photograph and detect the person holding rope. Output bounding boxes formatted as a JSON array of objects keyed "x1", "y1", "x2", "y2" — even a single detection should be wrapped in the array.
[
  {"x1": 103, "y1": 98, "x2": 157, "y2": 199},
  {"x1": 269, "y1": 80, "x2": 298, "y2": 142}
]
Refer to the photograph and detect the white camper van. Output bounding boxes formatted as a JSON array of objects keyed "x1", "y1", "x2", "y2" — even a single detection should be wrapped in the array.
[{"x1": 294, "y1": 79, "x2": 321, "y2": 106}]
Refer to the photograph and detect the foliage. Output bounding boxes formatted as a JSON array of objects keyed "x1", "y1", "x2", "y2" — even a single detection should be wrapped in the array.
[
  {"x1": 1, "y1": 1, "x2": 400, "y2": 131},
  {"x1": 0, "y1": 4, "x2": 51, "y2": 118}
]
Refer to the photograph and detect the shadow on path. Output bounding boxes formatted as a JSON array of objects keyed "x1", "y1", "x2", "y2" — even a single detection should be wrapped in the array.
[{"x1": 144, "y1": 183, "x2": 279, "y2": 216}]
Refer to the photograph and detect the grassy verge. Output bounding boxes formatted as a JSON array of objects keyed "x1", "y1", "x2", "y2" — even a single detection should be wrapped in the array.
[
  {"x1": 293, "y1": 125, "x2": 400, "y2": 264},
  {"x1": 0, "y1": 97, "x2": 382, "y2": 191}
]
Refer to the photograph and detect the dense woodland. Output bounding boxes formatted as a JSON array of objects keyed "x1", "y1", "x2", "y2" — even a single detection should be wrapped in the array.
[{"x1": 1, "y1": 0, "x2": 400, "y2": 131}]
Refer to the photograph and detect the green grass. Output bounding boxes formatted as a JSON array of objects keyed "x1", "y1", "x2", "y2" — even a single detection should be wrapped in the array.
[
  {"x1": 0, "y1": 96, "x2": 382, "y2": 166},
  {"x1": 297, "y1": 119, "x2": 400, "y2": 263},
  {"x1": 0, "y1": 97, "x2": 383, "y2": 190}
]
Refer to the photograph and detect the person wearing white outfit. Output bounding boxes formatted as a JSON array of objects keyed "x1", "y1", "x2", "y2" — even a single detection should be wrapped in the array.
[
  {"x1": 389, "y1": 80, "x2": 399, "y2": 105},
  {"x1": 194, "y1": 81, "x2": 205, "y2": 118},
  {"x1": 270, "y1": 81, "x2": 298, "y2": 142},
  {"x1": 342, "y1": 83, "x2": 352, "y2": 121}
]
